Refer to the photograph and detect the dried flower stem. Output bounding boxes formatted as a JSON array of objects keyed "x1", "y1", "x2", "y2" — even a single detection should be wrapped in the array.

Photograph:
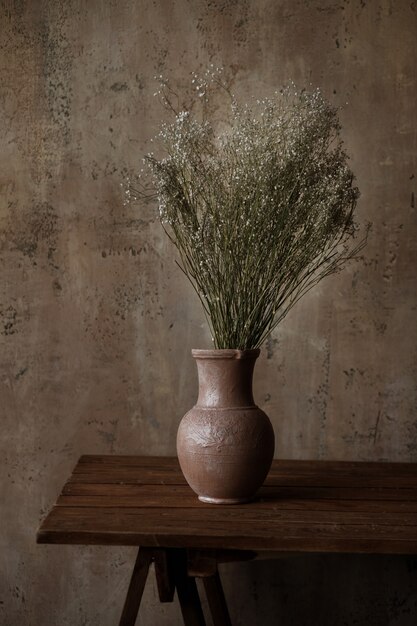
[{"x1": 133, "y1": 74, "x2": 367, "y2": 349}]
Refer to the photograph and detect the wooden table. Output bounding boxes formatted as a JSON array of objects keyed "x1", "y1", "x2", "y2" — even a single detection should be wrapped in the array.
[{"x1": 37, "y1": 456, "x2": 417, "y2": 625}]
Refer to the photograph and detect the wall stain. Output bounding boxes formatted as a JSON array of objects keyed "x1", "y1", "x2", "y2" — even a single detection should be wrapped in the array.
[
  {"x1": 40, "y1": 3, "x2": 74, "y2": 145},
  {"x1": 382, "y1": 223, "x2": 401, "y2": 283},
  {"x1": 0, "y1": 305, "x2": 19, "y2": 336},
  {"x1": 343, "y1": 367, "x2": 365, "y2": 389},
  {"x1": 110, "y1": 82, "x2": 128, "y2": 92},
  {"x1": 6, "y1": 202, "x2": 58, "y2": 266},
  {"x1": 15, "y1": 367, "x2": 28, "y2": 380},
  {"x1": 266, "y1": 335, "x2": 279, "y2": 360}
]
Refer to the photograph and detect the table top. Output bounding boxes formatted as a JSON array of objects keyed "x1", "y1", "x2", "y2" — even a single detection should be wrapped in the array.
[{"x1": 37, "y1": 455, "x2": 417, "y2": 555}]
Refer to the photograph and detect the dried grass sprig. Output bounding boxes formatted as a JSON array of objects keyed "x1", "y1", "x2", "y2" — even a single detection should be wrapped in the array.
[{"x1": 131, "y1": 74, "x2": 368, "y2": 349}]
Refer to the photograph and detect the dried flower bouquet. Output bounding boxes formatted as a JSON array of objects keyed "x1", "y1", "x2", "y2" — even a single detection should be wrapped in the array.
[{"x1": 131, "y1": 72, "x2": 366, "y2": 349}]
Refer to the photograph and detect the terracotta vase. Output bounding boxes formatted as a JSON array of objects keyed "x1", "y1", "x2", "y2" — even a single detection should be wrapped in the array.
[{"x1": 177, "y1": 348, "x2": 275, "y2": 504}]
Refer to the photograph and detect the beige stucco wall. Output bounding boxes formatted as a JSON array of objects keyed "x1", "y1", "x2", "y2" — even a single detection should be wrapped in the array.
[{"x1": 1, "y1": 1, "x2": 416, "y2": 624}]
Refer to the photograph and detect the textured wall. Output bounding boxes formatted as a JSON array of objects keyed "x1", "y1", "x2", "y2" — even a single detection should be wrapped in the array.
[{"x1": 1, "y1": 1, "x2": 416, "y2": 624}]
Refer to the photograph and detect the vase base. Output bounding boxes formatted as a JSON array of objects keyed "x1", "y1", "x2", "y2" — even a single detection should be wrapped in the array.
[{"x1": 198, "y1": 495, "x2": 255, "y2": 505}]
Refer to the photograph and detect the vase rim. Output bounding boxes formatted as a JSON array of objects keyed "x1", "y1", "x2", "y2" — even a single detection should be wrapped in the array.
[{"x1": 192, "y1": 348, "x2": 260, "y2": 360}]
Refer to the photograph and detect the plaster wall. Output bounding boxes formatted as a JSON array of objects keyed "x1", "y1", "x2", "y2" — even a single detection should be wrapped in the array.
[{"x1": 1, "y1": 1, "x2": 416, "y2": 624}]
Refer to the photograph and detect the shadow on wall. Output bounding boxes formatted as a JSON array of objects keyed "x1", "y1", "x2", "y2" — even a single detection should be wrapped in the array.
[{"x1": 222, "y1": 554, "x2": 417, "y2": 626}]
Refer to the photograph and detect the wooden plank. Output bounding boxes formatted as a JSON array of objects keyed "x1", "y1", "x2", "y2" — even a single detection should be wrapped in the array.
[
  {"x1": 75, "y1": 458, "x2": 181, "y2": 473},
  {"x1": 38, "y1": 504, "x2": 417, "y2": 531},
  {"x1": 265, "y1": 472, "x2": 417, "y2": 489},
  {"x1": 66, "y1": 470, "x2": 417, "y2": 489},
  {"x1": 62, "y1": 482, "x2": 190, "y2": 497},
  {"x1": 36, "y1": 507, "x2": 417, "y2": 549},
  {"x1": 78, "y1": 455, "x2": 179, "y2": 467},
  {"x1": 269, "y1": 459, "x2": 417, "y2": 474},
  {"x1": 76, "y1": 456, "x2": 417, "y2": 476},
  {"x1": 61, "y1": 482, "x2": 417, "y2": 502},
  {"x1": 68, "y1": 470, "x2": 187, "y2": 485},
  {"x1": 67, "y1": 470, "x2": 187, "y2": 485},
  {"x1": 37, "y1": 527, "x2": 417, "y2": 553},
  {"x1": 68, "y1": 460, "x2": 417, "y2": 489},
  {"x1": 259, "y1": 485, "x2": 417, "y2": 501},
  {"x1": 56, "y1": 493, "x2": 417, "y2": 515},
  {"x1": 267, "y1": 463, "x2": 417, "y2": 489},
  {"x1": 36, "y1": 527, "x2": 417, "y2": 554}
]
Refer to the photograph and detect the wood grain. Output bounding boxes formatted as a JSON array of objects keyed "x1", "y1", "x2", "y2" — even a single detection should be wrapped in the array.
[{"x1": 37, "y1": 456, "x2": 417, "y2": 555}]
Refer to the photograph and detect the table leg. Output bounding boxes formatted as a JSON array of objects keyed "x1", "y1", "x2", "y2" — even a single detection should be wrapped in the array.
[
  {"x1": 119, "y1": 547, "x2": 153, "y2": 626},
  {"x1": 172, "y1": 549, "x2": 206, "y2": 626},
  {"x1": 119, "y1": 547, "x2": 222, "y2": 626},
  {"x1": 187, "y1": 550, "x2": 233, "y2": 626},
  {"x1": 203, "y1": 571, "x2": 232, "y2": 626},
  {"x1": 154, "y1": 548, "x2": 175, "y2": 602}
]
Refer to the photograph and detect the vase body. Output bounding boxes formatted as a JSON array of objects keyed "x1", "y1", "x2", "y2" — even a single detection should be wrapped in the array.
[{"x1": 177, "y1": 348, "x2": 275, "y2": 504}]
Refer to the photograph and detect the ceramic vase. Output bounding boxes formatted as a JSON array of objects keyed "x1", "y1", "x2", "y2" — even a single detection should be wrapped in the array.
[{"x1": 177, "y1": 348, "x2": 275, "y2": 504}]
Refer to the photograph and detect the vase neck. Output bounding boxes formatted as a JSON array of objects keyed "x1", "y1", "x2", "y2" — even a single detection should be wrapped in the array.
[{"x1": 193, "y1": 350, "x2": 259, "y2": 408}]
